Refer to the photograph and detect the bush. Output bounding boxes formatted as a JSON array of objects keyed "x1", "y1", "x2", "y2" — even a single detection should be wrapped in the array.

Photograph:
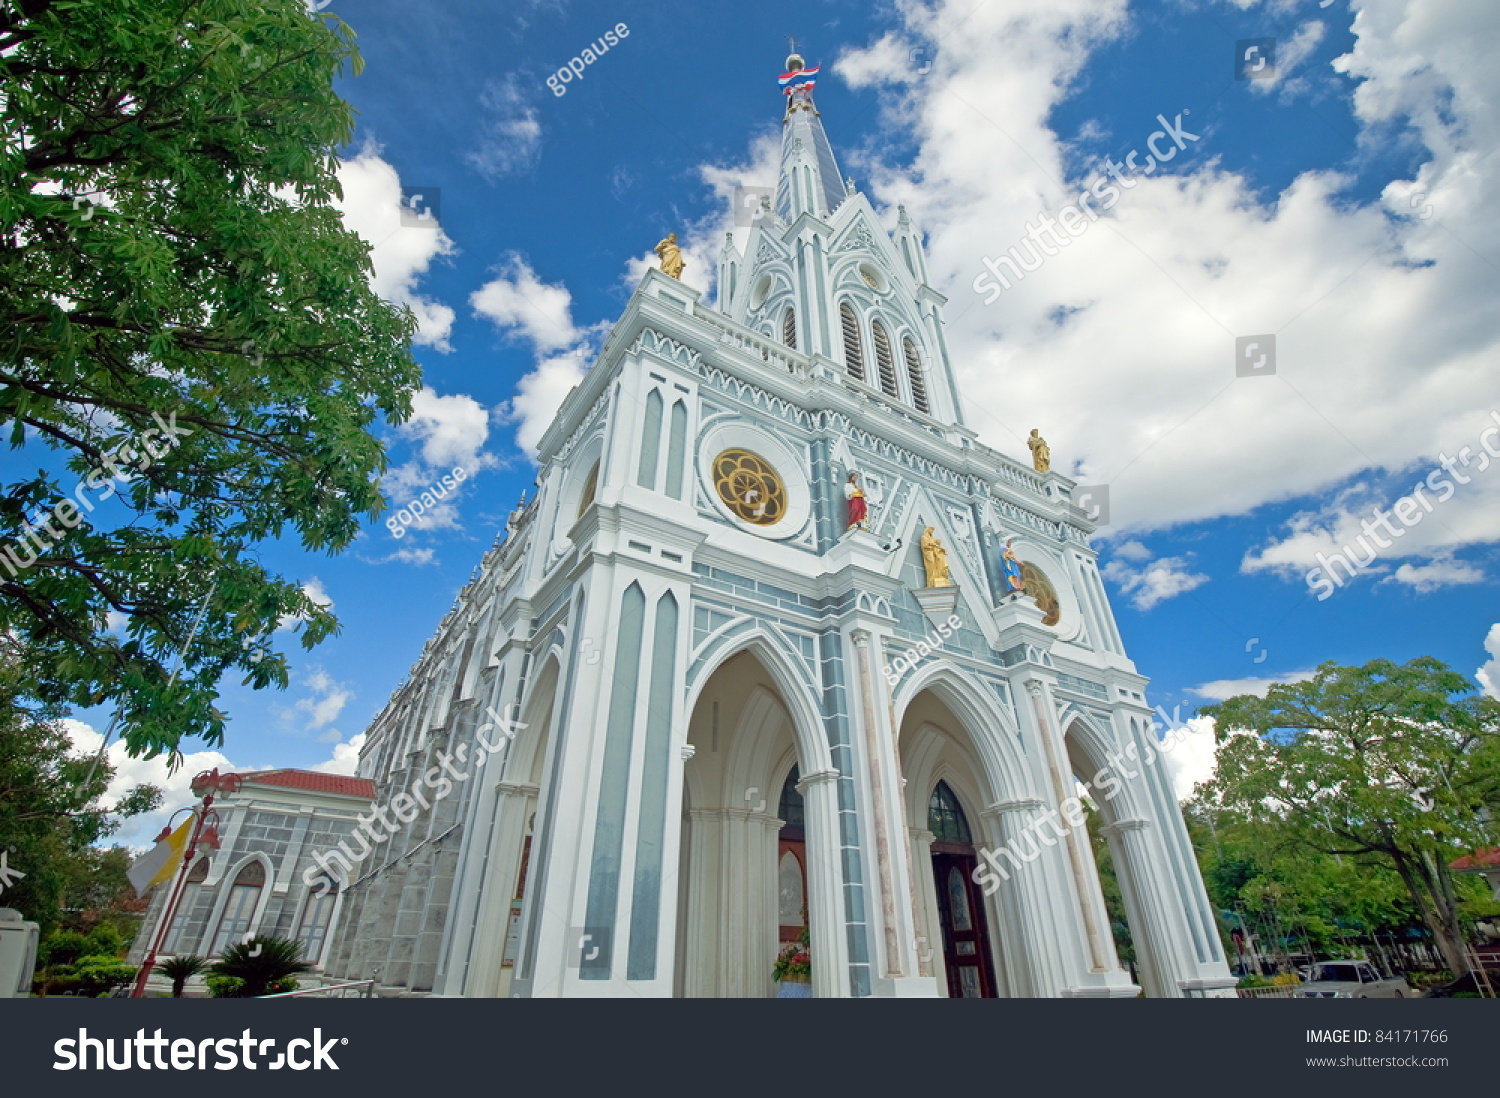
[
  {"x1": 73, "y1": 956, "x2": 136, "y2": 997},
  {"x1": 205, "y1": 974, "x2": 246, "y2": 998},
  {"x1": 38, "y1": 929, "x2": 91, "y2": 968},
  {"x1": 210, "y1": 936, "x2": 312, "y2": 997},
  {"x1": 85, "y1": 924, "x2": 124, "y2": 958}
]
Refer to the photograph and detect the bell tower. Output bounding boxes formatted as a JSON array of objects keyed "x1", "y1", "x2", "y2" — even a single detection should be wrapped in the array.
[{"x1": 717, "y1": 52, "x2": 964, "y2": 429}]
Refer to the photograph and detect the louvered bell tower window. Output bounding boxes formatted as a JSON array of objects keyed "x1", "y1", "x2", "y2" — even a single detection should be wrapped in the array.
[
  {"x1": 840, "y1": 301, "x2": 864, "y2": 381},
  {"x1": 904, "y1": 337, "x2": 930, "y2": 414},
  {"x1": 782, "y1": 306, "x2": 797, "y2": 350},
  {"x1": 873, "y1": 319, "x2": 897, "y2": 397}
]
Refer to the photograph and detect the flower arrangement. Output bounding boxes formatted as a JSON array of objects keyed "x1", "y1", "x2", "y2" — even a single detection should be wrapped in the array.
[{"x1": 773, "y1": 926, "x2": 811, "y2": 983}]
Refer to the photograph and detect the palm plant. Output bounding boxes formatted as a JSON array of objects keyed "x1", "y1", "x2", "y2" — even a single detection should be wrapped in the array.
[
  {"x1": 211, "y1": 937, "x2": 312, "y2": 998},
  {"x1": 159, "y1": 954, "x2": 207, "y2": 998}
]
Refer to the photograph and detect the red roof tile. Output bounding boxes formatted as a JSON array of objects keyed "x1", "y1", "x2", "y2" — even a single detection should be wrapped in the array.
[
  {"x1": 236, "y1": 769, "x2": 376, "y2": 800},
  {"x1": 1450, "y1": 847, "x2": 1500, "y2": 871}
]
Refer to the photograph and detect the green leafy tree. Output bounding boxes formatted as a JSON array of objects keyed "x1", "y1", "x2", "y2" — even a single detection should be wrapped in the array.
[
  {"x1": 0, "y1": 670, "x2": 159, "y2": 934},
  {"x1": 159, "y1": 954, "x2": 207, "y2": 997},
  {"x1": 210, "y1": 935, "x2": 311, "y2": 997},
  {"x1": 0, "y1": 0, "x2": 422, "y2": 758},
  {"x1": 1200, "y1": 657, "x2": 1500, "y2": 977}
]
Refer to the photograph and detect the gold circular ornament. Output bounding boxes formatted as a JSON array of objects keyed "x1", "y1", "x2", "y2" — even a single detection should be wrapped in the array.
[{"x1": 712, "y1": 449, "x2": 786, "y2": 526}]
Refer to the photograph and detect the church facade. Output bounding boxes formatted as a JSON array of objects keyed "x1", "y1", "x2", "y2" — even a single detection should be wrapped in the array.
[{"x1": 322, "y1": 58, "x2": 1236, "y2": 999}]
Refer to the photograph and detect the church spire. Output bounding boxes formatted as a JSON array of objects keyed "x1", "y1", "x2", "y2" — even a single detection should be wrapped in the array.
[{"x1": 775, "y1": 52, "x2": 845, "y2": 221}]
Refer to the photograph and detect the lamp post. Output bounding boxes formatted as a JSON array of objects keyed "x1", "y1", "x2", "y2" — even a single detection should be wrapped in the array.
[{"x1": 129, "y1": 769, "x2": 242, "y2": 998}]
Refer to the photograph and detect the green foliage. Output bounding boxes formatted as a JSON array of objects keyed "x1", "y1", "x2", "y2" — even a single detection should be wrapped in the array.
[
  {"x1": 0, "y1": 675, "x2": 158, "y2": 933},
  {"x1": 38, "y1": 929, "x2": 91, "y2": 968},
  {"x1": 85, "y1": 922, "x2": 123, "y2": 957},
  {"x1": 211, "y1": 935, "x2": 312, "y2": 997},
  {"x1": 72, "y1": 955, "x2": 136, "y2": 996},
  {"x1": 1199, "y1": 657, "x2": 1500, "y2": 976},
  {"x1": 0, "y1": 0, "x2": 423, "y2": 758},
  {"x1": 159, "y1": 953, "x2": 207, "y2": 997},
  {"x1": 204, "y1": 973, "x2": 245, "y2": 998}
]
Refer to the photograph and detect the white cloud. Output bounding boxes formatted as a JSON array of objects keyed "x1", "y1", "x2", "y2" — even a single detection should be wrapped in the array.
[
  {"x1": 278, "y1": 666, "x2": 352, "y2": 732},
  {"x1": 366, "y1": 546, "x2": 438, "y2": 567},
  {"x1": 1158, "y1": 715, "x2": 1220, "y2": 803},
  {"x1": 468, "y1": 75, "x2": 542, "y2": 180},
  {"x1": 1187, "y1": 669, "x2": 1318, "y2": 701},
  {"x1": 1477, "y1": 622, "x2": 1500, "y2": 699},
  {"x1": 311, "y1": 733, "x2": 366, "y2": 777},
  {"x1": 1101, "y1": 551, "x2": 1208, "y2": 610},
  {"x1": 63, "y1": 719, "x2": 239, "y2": 852},
  {"x1": 382, "y1": 386, "x2": 497, "y2": 533},
  {"x1": 822, "y1": 0, "x2": 1500, "y2": 590},
  {"x1": 1248, "y1": 20, "x2": 1328, "y2": 99},
  {"x1": 474, "y1": 256, "x2": 601, "y2": 456},
  {"x1": 1385, "y1": 554, "x2": 1484, "y2": 592},
  {"x1": 334, "y1": 148, "x2": 457, "y2": 349},
  {"x1": 471, "y1": 255, "x2": 582, "y2": 354}
]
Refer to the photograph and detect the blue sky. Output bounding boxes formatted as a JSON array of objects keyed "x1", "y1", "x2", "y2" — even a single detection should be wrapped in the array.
[{"x1": 60, "y1": 0, "x2": 1500, "y2": 842}]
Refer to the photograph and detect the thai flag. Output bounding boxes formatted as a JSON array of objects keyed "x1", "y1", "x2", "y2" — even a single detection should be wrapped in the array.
[{"x1": 778, "y1": 65, "x2": 820, "y2": 90}]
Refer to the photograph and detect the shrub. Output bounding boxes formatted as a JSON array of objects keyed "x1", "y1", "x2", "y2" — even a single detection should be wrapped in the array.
[
  {"x1": 73, "y1": 956, "x2": 136, "y2": 997},
  {"x1": 158, "y1": 955, "x2": 208, "y2": 998},
  {"x1": 210, "y1": 937, "x2": 312, "y2": 997},
  {"x1": 38, "y1": 929, "x2": 91, "y2": 968},
  {"x1": 205, "y1": 974, "x2": 246, "y2": 998}
]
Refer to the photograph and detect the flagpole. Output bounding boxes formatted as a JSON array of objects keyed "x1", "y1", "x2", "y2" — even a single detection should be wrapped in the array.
[
  {"x1": 129, "y1": 769, "x2": 237, "y2": 998},
  {"x1": 129, "y1": 807, "x2": 204, "y2": 998}
]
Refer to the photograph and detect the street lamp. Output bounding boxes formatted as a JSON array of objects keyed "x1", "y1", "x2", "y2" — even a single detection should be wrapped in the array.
[{"x1": 129, "y1": 769, "x2": 243, "y2": 998}]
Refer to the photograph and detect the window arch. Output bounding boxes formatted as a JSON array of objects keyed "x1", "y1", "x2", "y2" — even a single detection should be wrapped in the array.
[
  {"x1": 839, "y1": 301, "x2": 865, "y2": 380},
  {"x1": 576, "y1": 460, "x2": 600, "y2": 519},
  {"x1": 928, "y1": 781, "x2": 972, "y2": 844},
  {"x1": 903, "y1": 337, "x2": 930, "y2": 415},
  {"x1": 296, "y1": 880, "x2": 339, "y2": 964},
  {"x1": 209, "y1": 860, "x2": 267, "y2": 955},
  {"x1": 781, "y1": 306, "x2": 797, "y2": 350},
  {"x1": 872, "y1": 319, "x2": 898, "y2": 397},
  {"x1": 163, "y1": 857, "x2": 210, "y2": 953}
]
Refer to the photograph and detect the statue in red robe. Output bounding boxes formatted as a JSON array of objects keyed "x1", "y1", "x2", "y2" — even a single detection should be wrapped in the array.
[{"x1": 845, "y1": 472, "x2": 868, "y2": 530}]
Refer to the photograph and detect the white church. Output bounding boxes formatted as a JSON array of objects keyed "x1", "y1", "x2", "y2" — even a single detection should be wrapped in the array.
[{"x1": 322, "y1": 56, "x2": 1237, "y2": 999}]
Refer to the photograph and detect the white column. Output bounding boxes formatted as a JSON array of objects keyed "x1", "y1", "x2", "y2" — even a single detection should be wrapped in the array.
[
  {"x1": 798, "y1": 768, "x2": 849, "y2": 998},
  {"x1": 981, "y1": 798, "x2": 1069, "y2": 997},
  {"x1": 462, "y1": 781, "x2": 539, "y2": 998}
]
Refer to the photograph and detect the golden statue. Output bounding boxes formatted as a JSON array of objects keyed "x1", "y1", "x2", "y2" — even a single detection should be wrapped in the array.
[
  {"x1": 654, "y1": 232, "x2": 686, "y2": 280},
  {"x1": 920, "y1": 526, "x2": 953, "y2": 588},
  {"x1": 1027, "y1": 428, "x2": 1051, "y2": 473}
]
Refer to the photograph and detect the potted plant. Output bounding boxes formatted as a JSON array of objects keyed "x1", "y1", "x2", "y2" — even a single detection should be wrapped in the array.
[{"x1": 773, "y1": 926, "x2": 811, "y2": 998}]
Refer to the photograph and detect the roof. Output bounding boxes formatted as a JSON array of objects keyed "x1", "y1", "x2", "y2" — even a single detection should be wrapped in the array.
[
  {"x1": 1450, "y1": 847, "x2": 1500, "y2": 872},
  {"x1": 236, "y1": 769, "x2": 376, "y2": 801}
]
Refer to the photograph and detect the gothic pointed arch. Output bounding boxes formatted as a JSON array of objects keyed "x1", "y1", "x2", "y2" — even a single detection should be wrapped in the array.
[{"x1": 839, "y1": 300, "x2": 865, "y2": 381}]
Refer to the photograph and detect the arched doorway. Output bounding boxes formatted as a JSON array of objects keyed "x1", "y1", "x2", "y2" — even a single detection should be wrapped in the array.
[
  {"x1": 898, "y1": 685, "x2": 1008, "y2": 997},
  {"x1": 927, "y1": 781, "x2": 999, "y2": 998},
  {"x1": 676, "y1": 646, "x2": 836, "y2": 997}
]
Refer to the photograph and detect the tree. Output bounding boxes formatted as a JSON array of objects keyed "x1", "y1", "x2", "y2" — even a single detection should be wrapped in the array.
[
  {"x1": 0, "y1": 668, "x2": 159, "y2": 935},
  {"x1": 159, "y1": 954, "x2": 207, "y2": 998},
  {"x1": 0, "y1": 0, "x2": 422, "y2": 758},
  {"x1": 210, "y1": 936, "x2": 311, "y2": 997},
  {"x1": 1200, "y1": 657, "x2": 1500, "y2": 977}
]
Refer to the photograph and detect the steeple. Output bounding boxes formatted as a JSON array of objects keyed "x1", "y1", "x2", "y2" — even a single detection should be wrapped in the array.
[
  {"x1": 775, "y1": 52, "x2": 846, "y2": 221},
  {"x1": 717, "y1": 52, "x2": 965, "y2": 429}
]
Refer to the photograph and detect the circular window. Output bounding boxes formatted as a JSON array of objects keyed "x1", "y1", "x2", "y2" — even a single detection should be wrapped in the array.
[{"x1": 712, "y1": 449, "x2": 786, "y2": 526}]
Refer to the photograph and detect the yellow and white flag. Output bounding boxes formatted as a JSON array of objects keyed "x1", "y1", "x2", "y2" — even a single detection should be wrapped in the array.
[{"x1": 126, "y1": 816, "x2": 193, "y2": 896}]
